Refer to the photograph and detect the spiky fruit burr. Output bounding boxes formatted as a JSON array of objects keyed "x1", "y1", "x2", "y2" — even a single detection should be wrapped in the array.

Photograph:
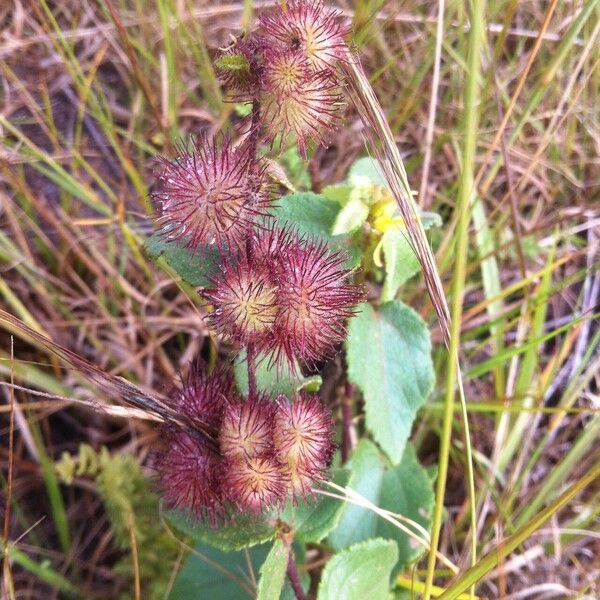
[
  {"x1": 155, "y1": 366, "x2": 236, "y2": 523},
  {"x1": 273, "y1": 393, "x2": 335, "y2": 467},
  {"x1": 205, "y1": 255, "x2": 278, "y2": 348},
  {"x1": 151, "y1": 135, "x2": 271, "y2": 249},
  {"x1": 269, "y1": 233, "x2": 364, "y2": 368},
  {"x1": 157, "y1": 432, "x2": 224, "y2": 524},
  {"x1": 262, "y1": 48, "x2": 311, "y2": 96},
  {"x1": 219, "y1": 396, "x2": 276, "y2": 461},
  {"x1": 218, "y1": 395, "x2": 287, "y2": 513},
  {"x1": 260, "y1": 0, "x2": 349, "y2": 71},
  {"x1": 222, "y1": 454, "x2": 288, "y2": 513},
  {"x1": 206, "y1": 225, "x2": 363, "y2": 369},
  {"x1": 261, "y1": 53, "x2": 342, "y2": 157},
  {"x1": 273, "y1": 393, "x2": 335, "y2": 496},
  {"x1": 173, "y1": 364, "x2": 234, "y2": 431}
]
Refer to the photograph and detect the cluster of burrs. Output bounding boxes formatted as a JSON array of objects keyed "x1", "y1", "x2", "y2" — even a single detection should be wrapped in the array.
[
  {"x1": 151, "y1": 1, "x2": 361, "y2": 521},
  {"x1": 157, "y1": 367, "x2": 335, "y2": 523}
]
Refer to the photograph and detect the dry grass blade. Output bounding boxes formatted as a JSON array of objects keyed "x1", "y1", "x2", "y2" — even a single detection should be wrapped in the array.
[
  {"x1": 2, "y1": 337, "x2": 16, "y2": 600},
  {"x1": 473, "y1": 0, "x2": 560, "y2": 192},
  {"x1": 103, "y1": 0, "x2": 165, "y2": 135},
  {"x1": 0, "y1": 309, "x2": 219, "y2": 452},
  {"x1": 127, "y1": 511, "x2": 141, "y2": 600},
  {"x1": 341, "y1": 53, "x2": 451, "y2": 344}
]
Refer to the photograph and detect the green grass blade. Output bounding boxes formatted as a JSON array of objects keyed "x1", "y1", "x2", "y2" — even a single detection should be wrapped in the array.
[
  {"x1": 28, "y1": 420, "x2": 71, "y2": 554},
  {"x1": 515, "y1": 415, "x2": 600, "y2": 529},
  {"x1": 423, "y1": 2, "x2": 485, "y2": 598},
  {"x1": 157, "y1": 0, "x2": 178, "y2": 138},
  {"x1": 438, "y1": 461, "x2": 600, "y2": 599},
  {"x1": 2, "y1": 539, "x2": 77, "y2": 595}
]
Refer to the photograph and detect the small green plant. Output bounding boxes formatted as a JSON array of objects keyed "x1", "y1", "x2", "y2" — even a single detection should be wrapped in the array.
[
  {"x1": 1, "y1": 0, "x2": 598, "y2": 598},
  {"x1": 56, "y1": 444, "x2": 180, "y2": 599},
  {"x1": 143, "y1": 2, "x2": 439, "y2": 597}
]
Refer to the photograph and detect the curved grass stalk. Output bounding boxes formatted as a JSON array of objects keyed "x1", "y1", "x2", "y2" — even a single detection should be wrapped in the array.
[
  {"x1": 422, "y1": 2, "x2": 485, "y2": 598},
  {"x1": 316, "y1": 482, "x2": 459, "y2": 575},
  {"x1": 342, "y1": 31, "x2": 479, "y2": 600}
]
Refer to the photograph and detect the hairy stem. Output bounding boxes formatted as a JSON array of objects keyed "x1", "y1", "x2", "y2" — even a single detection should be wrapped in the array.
[
  {"x1": 286, "y1": 552, "x2": 307, "y2": 600},
  {"x1": 246, "y1": 341, "x2": 258, "y2": 403},
  {"x1": 341, "y1": 382, "x2": 354, "y2": 463},
  {"x1": 247, "y1": 97, "x2": 261, "y2": 169},
  {"x1": 244, "y1": 96, "x2": 262, "y2": 403}
]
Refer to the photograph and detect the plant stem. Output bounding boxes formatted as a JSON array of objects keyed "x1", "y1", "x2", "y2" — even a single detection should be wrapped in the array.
[
  {"x1": 341, "y1": 382, "x2": 354, "y2": 463},
  {"x1": 247, "y1": 97, "x2": 261, "y2": 168},
  {"x1": 244, "y1": 96, "x2": 262, "y2": 403},
  {"x1": 423, "y1": 1, "x2": 485, "y2": 598},
  {"x1": 246, "y1": 341, "x2": 258, "y2": 403},
  {"x1": 286, "y1": 552, "x2": 307, "y2": 600}
]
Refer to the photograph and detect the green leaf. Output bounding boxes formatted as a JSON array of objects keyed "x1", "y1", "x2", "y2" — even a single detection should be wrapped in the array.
[
  {"x1": 377, "y1": 444, "x2": 435, "y2": 567},
  {"x1": 420, "y1": 211, "x2": 443, "y2": 229},
  {"x1": 332, "y1": 196, "x2": 369, "y2": 235},
  {"x1": 270, "y1": 192, "x2": 362, "y2": 268},
  {"x1": 348, "y1": 157, "x2": 389, "y2": 189},
  {"x1": 317, "y1": 538, "x2": 398, "y2": 600},
  {"x1": 346, "y1": 301, "x2": 435, "y2": 463},
  {"x1": 257, "y1": 540, "x2": 290, "y2": 600},
  {"x1": 380, "y1": 229, "x2": 420, "y2": 301},
  {"x1": 215, "y1": 53, "x2": 250, "y2": 72},
  {"x1": 271, "y1": 192, "x2": 341, "y2": 239},
  {"x1": 169, "y1": 541, "x2": 306, "y2": 600},
  {"x1": 322, "y1": 184, "x2": 353, "y2": 205},
  {"x1": 235, "y1": 351, "x2": 322, "y2": 399},
  {"x1": 166, "y1": 510, "x2": 275, "y2": 552},
  {"x1": 280, "y1": 469, "x2": 349, "y2": 543},
  {"x1": 145, "y1": 231, "x2": 221, "y2": 287},
  {"x1": 328, "y1": 440, "x2": 385, "y2": 550},
  {"x1": 169, "y1": 542, "x2": 269, "y2": 600},
  {"x1": 329, "y1": 442, "x2": 434, "y2": 568}
]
